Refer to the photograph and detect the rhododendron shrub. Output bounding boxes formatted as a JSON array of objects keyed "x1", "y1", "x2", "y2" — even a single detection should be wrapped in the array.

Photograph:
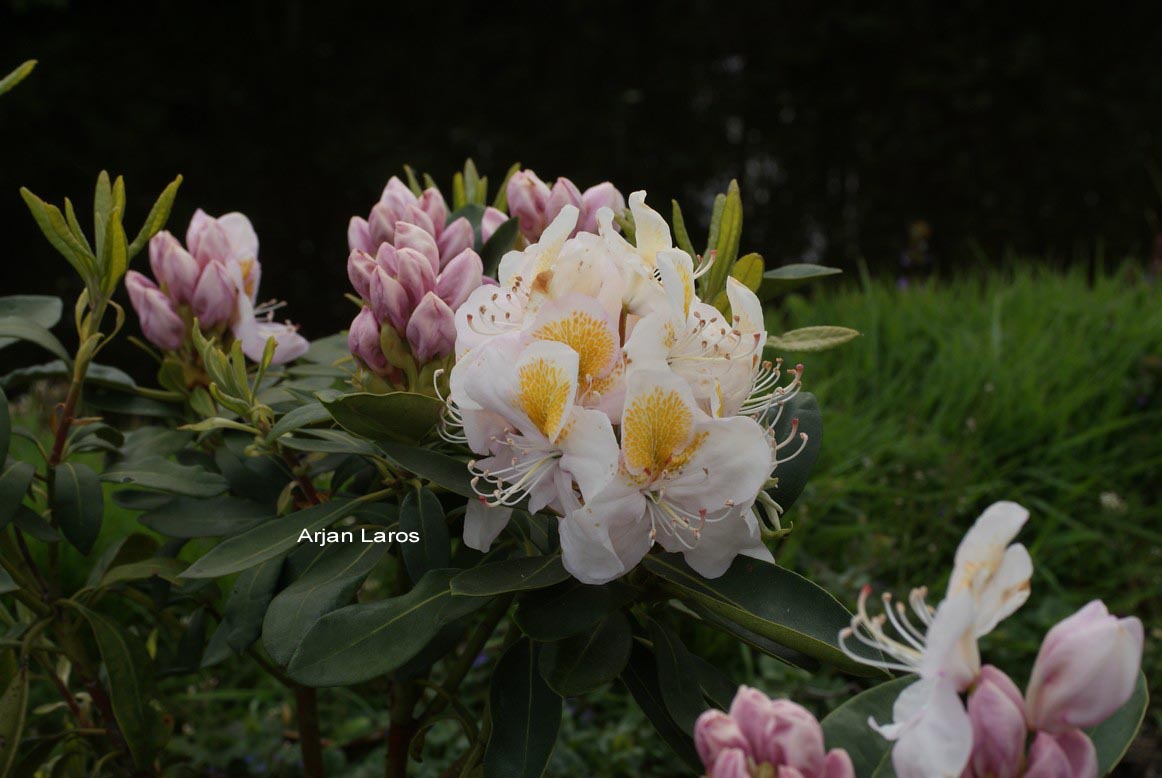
[{"x1": 0, "y1": 158, "x2": 1147, "y2": 777}]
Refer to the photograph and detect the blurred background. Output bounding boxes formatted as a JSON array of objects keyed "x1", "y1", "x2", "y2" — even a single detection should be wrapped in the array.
[{"x1": 2, "y1": 1, "x2": 1161, "y2": 775}]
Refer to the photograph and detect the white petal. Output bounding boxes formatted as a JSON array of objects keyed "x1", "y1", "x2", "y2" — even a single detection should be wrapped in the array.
[
  {"x1": 950, "y1": 501, "x2": 1029, "y2": 591},
  {"x1": 918, "y1": 591, "x2": 980, "y2": 689},
  {"x1": 463, "y1": 501, "x2": 512, "y2": 552},
  {"x1": 664, "y1": 415, "x2": 772, "y2": 512},
  {"x1": 679, "y1": 504, "x2": 769, "y2": 578},
  {"x1": 558, "y1": 407, "x2": 620, "y2": 501},
  {"x1": 560, "y1": 484, "x2": 647, "y2": 584},
  {"x1": 627, "y1": 191, "x2": 672, "y2": 261},
  {"x1": 889, "y1": 677, "x2": 973, "y2": 778},
  {"x1": 217, "y1": 212, "x2": 259, "y2": 263},
  {"x1": 725, "y1": 276, "x2": 764, "y2": 335},
  {"x1": 972, "y1": 543, "x2": 1032, "y2": 636}
]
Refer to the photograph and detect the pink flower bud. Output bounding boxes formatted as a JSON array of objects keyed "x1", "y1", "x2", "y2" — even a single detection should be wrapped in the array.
[
  {"x1": 369, "y1": 266, "x2": 410, "y2": 334},
  {"x1": 191, "y1": 261, "x2": 238, "y2": 329},
  {"x1": 403, "y1": 204, "x2": 437, "y2": 238},
  {"x1": 375, "y1": 242, "x2": 399, "y2": 275},
  {"x1": 406, "y1": 292, "x2": 456, "y2": 363},
  {"x1": 695, "y1": 710, "x2": 750, "y2": 768},
  {"x1": 394, "y1": 222, "x2": 440, "y2": 275},
  {"x1": 967, "y1": 666, "x2": 1026, "y2": 778},
  {"x1": 1025, "y1": 600, "x2": 1144, "y2": 733},
  {"x1": 369, "y1": 201, "x2": 401, "y2": 248},
  {"x1": 732, "y1": 690, "x2": 825, "y2": 776},
  {"x1": 185, "y1": 208, "x2": 231, "y2": 268},
  {"x1": 348, "y1": 250, "x2": 377, "y2": 300},
  {"x1": 148, "y1": 231, "x2": 200, "y2": 304},
  {"x1": 506, "y1": 169, "x2": 550, "y2": 241},
  {"x1": 348, "y1": 306, "x2": 388, "y2": 375},
  {"x1": 395, "y1": 247, "x2": 438, "y2": 308},
  {"x1": 1024, "y1": 731, "x2": 1098, "y2": 778},
  {"x1": 436, "y1": 217, "x2": 474, "y2": 268},
  {"x1": 418, "y1": 188, "x2": 447, "y2": 234},
  {"x1": 709, "y1": 748, "x2": 750, "y2": 778},
  {"x1": 820, "y1": 750, "x2": 856, "y2": 778},
  {"x1": 580, "y1": 182, "x2": 625, "y2": 233},
  {"x1": 126, "y1": 271, "x2": 186, "y2": 351},
  {"x1": 348, "y1": 216, "x2": 374, "y2": 254},
  {"x1": 481, "y1": 206, "x2": 507, "y2": 243},
  {"x1": 436, "y1": 249, "x2": 484, "y2": 311},
  {"x1": 547, "y1": 177, "x2": 584, "y2": 228},
  {"x1": 380, "y1": 176, "x2": 415, "y2": 209}
]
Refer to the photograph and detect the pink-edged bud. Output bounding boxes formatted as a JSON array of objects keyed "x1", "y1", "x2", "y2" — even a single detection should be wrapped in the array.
[
  {"x1": 149, "y1": 231, "x2": 200, "y2": 304},
  {"x1": 480, "y1": 206, "x2": 507, "y2": 243},
  {"x1": 348, "y1": 306, "x2": 389, "y2": 375},
  {"x1": 348, "y1": 216, "x2": 375, "y2": 254},
  {"x1": 191, "y1": 261, "x2": 237, "y2": 329},
  {"x1": 580, "y1": 182, "x2": 625, "y2": 233},
  {"x1": 185, "y1": 208, "x2": 232, "y2": 268},
  {"x1": 394, "y1": 222, "x2": 440, "y2": 274},
  {"x1": 695, "y1": 709, "x2": 750, "y2": 768},
  {"x1": 403, "y1": 203, "x2": 437, "y2": 239},
  {"x1": 125, "y1": 271, "x2": 186, "y2": 351},
  {"x1": 436, "y1": 249, "x2": 484, "y2": 311},
  {"x1": 406, "y1": 292, "x2": 456, "y2": 363},
  {"x1": 369, "y1": 201, "x2": 402, "y2": 248},
  {"x1": 732, "y1": 690, "x2": 825, "y2": 776},
  {"x1": 709, "y1": 748, "x2": 749, "y2": 778},
  {"x1": 967, "y1": 666, "x2": 1027, "y2": 778},
  {"x1": 506, "y1": 169, "x2": 551, "y2": 241},
  {"x1": 348, "y1": 250, "x2": 377, "y2": 300},
  {"x1": 820, "y1": 750, "x2": 856, "y2": 778},
  {"x1": 369, "y1": 266, "x2": 410, "y2": 334},
  {"x1": 1024, "y1": 731, "x2": 1098, "y2": 778},
  {"x1": 436, "y1": 217, "x2": 474, "y2": 268},
  {"x1": 1025, "y1": 600, "x2": 1144, "y2": 733},
  {"x1": 380, "y1": 176, "x2": 416, "y2": 210},
  {"x1": 547, "y1": 177, "x2": 584, "y2": 227},
  {"x1": 395, "y1": 247, "x2": 438, "y2": 308},
  {"x1": 418, "y1": 188, "x2": 447, "y2": 234}
]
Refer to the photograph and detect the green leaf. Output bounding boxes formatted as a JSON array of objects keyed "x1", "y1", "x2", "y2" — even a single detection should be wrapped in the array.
[
  {"x1": 99, "y1": 207, "x2": 129, "y2": 296},
  {"x1": 0, "y1": 360, "x2": 135, "y2": 391},
  {"x1": 643, "y1": 553, "x2": 883, "y2": 676},
  {"x1": 378, "y1": 440, "x2": 473, "y2": 498},
  {"x1": 102, "y1": 456, "x2": 228, "y2": 497},
  {"x1": 1089, "y1": 670, "x2": 1149, "y2": 774},
  {"x1": 491, "y1": 162, "x2": 521, "y2": 211},
  {"x1": 222, "y1": 557, "x2": 283, "y2": 653},
  {"x1": 451, "y1": 554, "x2": 570, "y2": 597},
  {"x1": 99, "y1": 557, "x2": 187, "y2": 587},
  {"x1": 0, "y1": 387, "x2": 10, "y2": 471},
  {"x1": 767, "y1": 326, "x2": 861, "y2": 353},
  {"x1": 19, "y1": 188, "x2": 96, "y2": 282},
  {"x1": 0, "y1": 565, "x2": 16, "y2": 595},
  {"x1": 262, "y1": 541, "x2": 387, "y2": 665},
  {"x1": 83, "y1": 533, "x2": 159, "y2": 589},
  {"x1": 400, "y1": 487, "x2": 450, "y2": 581},
  {"x1": 139, "y1": 495, "x2": 271, "y2": 538},
  {"x1": 687, "y1": 600, "x2": 818, "y2": 670},
  {"x1": 0, "y1": 461, "x2": 35, "y2": 529},
  {"x1": 94, "y1": 171, "x2": 113, "y2": 254},
  {"x1": 127, "y1": 175, "x2": 183, "y2": 260},
  {"x1": 538, "y1": 611, "x2": 631, "y2": 696},
  {"x1": 692, "y1": 653, "x2": 737, "y2": 711},
  {"x1": 12, "y1": 505, "x2": 59, "y2": 542},
  {"x1": 287, "y1": 568, "x2": 487, "y2": 686},
  {"x1": 480, "y1": 216, "x2": 520, "y2": 277},
  {"x1": 671, "y1": 200, "x2": 697, "y2": 260},
  {"x1": 646, "y1": 617, "x2": 707, "y2": 732},
  {"x1": 268, "y1": 401, "x2": 332, "y2": 441},
  {"x1": 767, "y1": 391, "x2": 823, "y2": 512},
  {"x1": 322, "y1": 391, "x2": 443, "y2": 444},
  {"x1": 619, "y1": 642, "x2": 702, "y2": 772},
  {"x1": 0, "y1": 663, "x2": 29, "y2": 777},
  {"x1": 0, "y1": 59, "x2": 36, "y2": 97},
  {"x1": 820, "y1": 676, "x2": 910, "y2": 775},
  {"x1": 0, "y1": 295, "x2": 62, "y2": 349},
  {"x1": 514, "y1": 580, "x2": 617, "y2": 641},
  {"x1": 703, "y1": 181, "x2": 742, "y2": 301},
  {"x1": 758, "y1": 263, "x2": 842, "y2": 299},
  {"x1": 179, "y1": 498, "x2": 359, "y2": 579},
  {"x1": 729, "y1": 252, "x2": 764, "y2": 292},
  {"x1": 485, "y1": 640, "x2": 562, "y2": 778},
  {"x1": 0, "y1": 317, "x2": 70, "y2": 363},
  {"x1": 53, "y1": 462, "x2": 103, "y2": 555},
  {"x1": 67, "y1": 602, "x2": 165, "y2": 767}
]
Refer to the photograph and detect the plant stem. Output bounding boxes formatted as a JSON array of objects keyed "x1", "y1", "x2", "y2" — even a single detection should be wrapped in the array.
[
  {"x1": 295, "y1": 686, "x2": 325, "y2": 777},
  {"x1": 386, "y1": 679, "x2": 417, "y2": 778}
]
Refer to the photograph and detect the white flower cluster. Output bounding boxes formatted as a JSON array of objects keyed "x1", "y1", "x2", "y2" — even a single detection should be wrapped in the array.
[{"x1": 443, "y1": 192, "x2": 806, "y2": 584}]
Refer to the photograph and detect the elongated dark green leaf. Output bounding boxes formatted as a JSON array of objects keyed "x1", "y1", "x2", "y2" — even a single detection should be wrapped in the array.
[
  {"x1": 538, "y1": 612, "x2": 631, "y2": 696},
  {"x1": 287, "y1": 568, "x2": 486, "y2": 686},
  {"x1": 68, "y1": 602, "x2": 164, "y2": 767},
  {"x1": 646, "y1": 617, "x2": 707, "y2": 732},
  {"x1": 514, "y1": 580, "x2": 615, "y2": 641},
  {"x1": 268, "y1": 401, "x2": 332, "y2": 441},
  {"x1": 0, "y1": 462, "x2": 34, "y2": 529},
  {"x1": 83, "y1": 533, "x2": 159, "y2": 589},
  {"x1": 12, "y1": 505, "x2": 58, "y2": 542},
  {"x1": 688, "y1": 600, "x2": 818, "y2": 670},
  {"x1": 102, "y1": 456, "x2": 228, "y2": 497},
  {"x1": 322, "y1": 391, "x2": 443, "y2": 444},
  {"x1": 619, "y1": 642, "x2": 702, "y2": 772},
  {"x1": 0, "y1": 388, "x2": 8, "y2": 465},
  {"x1": 0, "y1": 663, "x2": 29, "y2": 776},
  {"x1": 180, "y1": 498, "x2": 358, "y2": 579},
  {"x1": 53, "y1": 462, "x2": 103, "y2": 554},
  {"x1": 767, "y1": 391, "x2": 822, "y2": 513},
  {"x1": 0, "y1": 360, "x2": 135, "y2": 391},
  {"x1": 378, "y1": 441, "x2": 473, "y2": 498},
  {"x1": 0, "y1": 565, "x2": 16, "y2": 594},
  {"x1": 0, "y1": 317, "x2": 69, "y2": 362},
  {"x1": 643, "y1": 553, "x2": 882, "y2": 676},
  {"x1": 0, "y1": 295, "x2": 61, "y2": 350},
  {"x1": 758, "y1": 263, "x2": 843, "y2": 299},
  {"x1": 99, "y1": 557, "x2": 187, "y2": 587},
  {"x1": 480, "y1": 216, "x2": 520, "y2": 276},
  {"x1": 138, "y1": 495, "x2": 271, "y2": 538},
  {"x1": 452, "y1": 555, "x2": 569, "y2": 597},
  {"x1": 400, "y1": 487, "x2": 449, "y2": 581},
  {"x1": 485, "y1": 640, "x2": 562, "y2": 778},
  {"x1": 223, "y1": 558, "x2": 283, "y2": 653},
  {"x1": 1090, "y1": 670, "x2": 1149, "y2": 774},
  {"x1": 262, "y1": 541, "x2": 386, "y2": 665},
  {"x1": 161, "y1": 606, "x2": 207, "y2": 677},
  {"x1": 820, "y1": 676, "x2": 910, "y2": 775},
  {"x1": 692, "y1": 654, "x2": 737, "y2": 712}
]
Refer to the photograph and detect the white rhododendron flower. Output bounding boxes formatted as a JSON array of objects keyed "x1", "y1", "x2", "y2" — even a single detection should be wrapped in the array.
[{"x1": 443, "y1": 192, "x2": 808, "y2": 584}]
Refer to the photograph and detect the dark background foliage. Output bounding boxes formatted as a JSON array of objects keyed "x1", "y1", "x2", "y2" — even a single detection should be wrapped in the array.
[{"x1": 4, "y1": 0, "x2": 1162, "y2": 344}]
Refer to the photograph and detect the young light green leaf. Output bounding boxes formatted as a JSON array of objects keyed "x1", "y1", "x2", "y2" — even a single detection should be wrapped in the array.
[
  {"x1": 757, "y1": 263, "x2": 842, "y2": 299},
  {"x1": 671, "y1": 200, "x2": 697, "y2": 260},
  {"x1": 767, "y1": 326, "x2": 861, "y2": 352},
  {"x1": 19, "y1": 188, "x2": 96, "y2": 282},
  {"x1": 54, "y1": 461, "x2": 104, "y2": 555},
  {"x1": 484, "y1": 640, "x2": 562, "y2": 778},
  {"x1": 730, "y1": 252, "x2": 764, "y2": 292},
  {"x1": 400, "y1": 487, "x2": 450, "y2": 581},
  {"x1": 0, "y1": 59, "x2": 36, "y2": 97},
  {"x1": 492, "y1": 162, "x2": 521, "y2": 211},
  {"x1": 127, "y1": 175, "x2": 183, "y2": 259}
]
